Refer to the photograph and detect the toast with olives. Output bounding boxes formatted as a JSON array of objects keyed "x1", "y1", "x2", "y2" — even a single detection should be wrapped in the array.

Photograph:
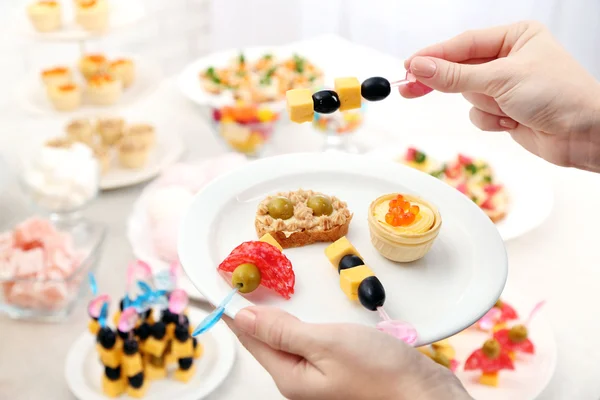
[{"x1": 255, "y1": 189, "x2": 353, "y2": 249}]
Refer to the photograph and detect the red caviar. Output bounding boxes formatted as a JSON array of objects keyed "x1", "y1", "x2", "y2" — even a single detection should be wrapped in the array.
[{"x1": 385, "y1": 194, "x2": 420, "y2": 227}]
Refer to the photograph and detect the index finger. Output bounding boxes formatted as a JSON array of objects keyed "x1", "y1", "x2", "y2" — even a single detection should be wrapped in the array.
[{"x1": 404, "y1": 25, "x2": 512, "y2": 69}]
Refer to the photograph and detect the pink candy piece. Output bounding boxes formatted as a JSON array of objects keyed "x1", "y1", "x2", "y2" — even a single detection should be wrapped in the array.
[
  {"x1": 168, "y1": 289, "x2": 188, "y2": 314},
  {"x1": 376, "y1": 320, "x2": 418, "y2": 345},
  {"x1": 13, "y1": 248, "x2": 45, "y2": 278},
  {"x1": 7, "y1": 282, "x2": 39, "y2": 309},
  {"x1": 14, "y1": 218, "x2": 57, "y2": 250},
  {"x1": 88, "y1": 294, "x2": 111, "y2": 318},
  {"x1": 118, "y1": 307, "x2": 139, "y2": 332}
]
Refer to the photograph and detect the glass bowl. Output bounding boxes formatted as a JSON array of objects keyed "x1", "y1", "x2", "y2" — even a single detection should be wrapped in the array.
[
  {"x1": 0, "y1": 217, "x2": 106, "y2": 321},
  {"x1": 312, "y1": 104, "x2": 366, "y2": 153},
  {"x1": 207, "y1": 102, "x2": 284, "y2": 158}
]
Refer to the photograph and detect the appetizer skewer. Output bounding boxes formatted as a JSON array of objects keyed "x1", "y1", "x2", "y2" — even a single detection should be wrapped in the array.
[
  {"x1": 464, "y1": 338, "x2": 515, "y2": 387},
  {"x1": 493, "y1": 301, "x2": 545, "y2": 360}
]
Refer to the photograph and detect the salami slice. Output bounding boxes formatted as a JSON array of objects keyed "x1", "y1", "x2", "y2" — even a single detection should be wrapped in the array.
[
  {"x1": 464, "y1": 349, "x2": 514, "y2": 373},
  {"x1": 498, "y1": 302, "x2": 518, "y2": 321},
  {"x1": 218, "y1": 241, "x2": 295, "y2": 299},
  {"x1": 493, "y1": 329, "x2": 535, "y2": 354}
]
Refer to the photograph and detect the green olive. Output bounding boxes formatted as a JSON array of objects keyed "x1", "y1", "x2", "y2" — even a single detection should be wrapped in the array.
[
  {"x1": 494, "y1": 299, "x2": 503, "y2": 308},
  {"x1": 267, "y1": 197, "x2": 294, "y2": 220},
  {"x1": 307, "y1": 195, "x2": 333, "y2": 216},
  {"x1": 432, "y1": 352, "x2": 451, "y2": 368},
  {"x1": 508, "y1": 325, "x2": 528, "y2": 343},
  {"x1": 482, "y1": 339, "x2": 500, "y2": 359},
  {"x1": 232, "y1": 263, "x2": 261, "y2": 293}
]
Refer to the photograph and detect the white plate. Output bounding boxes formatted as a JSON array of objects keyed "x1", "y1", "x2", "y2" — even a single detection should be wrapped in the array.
[
  {"x1": 14, "y1": 0, "x2": 146, "y2": 42},
  {"x1": 366, "y1": 139, "x2": 554, "y2": 241},
  {"x1": 16, "y1": 55, "x2": 162, "y2": 117},
  {"x1": 65, "y1": 308, "x2": 236, "y2": 400},
  {"x1": 179, "y1": 153, "x2": 508, "y2": 346},
  {"x1": 454, "y1": 293, "x2": 557, "y2": 399}
]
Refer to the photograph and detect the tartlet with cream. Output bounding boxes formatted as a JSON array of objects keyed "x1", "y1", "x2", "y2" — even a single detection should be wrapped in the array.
[{"x1": 368, "y1": 193, "x2": 441, "y2": 262}]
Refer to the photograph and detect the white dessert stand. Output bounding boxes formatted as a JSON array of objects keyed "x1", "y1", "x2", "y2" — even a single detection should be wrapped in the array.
[
  {"x1": 179, "y1": 152, "x2": 508, "y2": 346},
  {"x1": 64, "y1": 308, "x2": 236, "y2": 400},
  {"x1": 366, "y1": 138, "x2": 554, "y2": 242}
]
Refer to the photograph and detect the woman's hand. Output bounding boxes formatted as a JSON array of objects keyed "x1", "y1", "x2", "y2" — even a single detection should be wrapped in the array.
[
  {"x1": 400, "y1": 21, "x2": 600, "y2": 173},
  {"x1": 225, "y1": 306, "x2": 472, "y2": 400}
]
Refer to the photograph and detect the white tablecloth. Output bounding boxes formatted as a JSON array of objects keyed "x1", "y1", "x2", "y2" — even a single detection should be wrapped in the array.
[{"x1": 1, "y1": 35, "x2": 599, "y2": 400}]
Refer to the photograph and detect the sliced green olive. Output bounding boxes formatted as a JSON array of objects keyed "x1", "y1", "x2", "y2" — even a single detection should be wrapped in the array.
[
  {"x1": 307, "y1": 194, "x2": 333, "y2": 216},
  {"x1": 267, "y1": 197, "x2": 294, "y2": 220},
  {"x1": 232, "y1": 263, "x2": 261, "y2": 293}
]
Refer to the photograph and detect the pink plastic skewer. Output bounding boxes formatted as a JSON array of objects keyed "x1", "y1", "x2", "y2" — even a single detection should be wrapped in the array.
[
  {"x1": 525, "y1": 300, "x2": 546, "y2": 327},
  {"x1": 375, "y1": 307, "x2": 418, "y2": 345},
  {"x1": 389, "y1": 71, "x2": 418, "y2": 88}
]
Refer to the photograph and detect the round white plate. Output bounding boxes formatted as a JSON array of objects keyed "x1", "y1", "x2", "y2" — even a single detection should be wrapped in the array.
[
  {"x1": 366, "y1": 139, "x2": 554, "y2": 241},
  {"x1": 100, "y1": 132, "x2": 184, "y2": 190},
  {"x1": 16, "y1": 55, "x2": 162, "y2": 117},
  {"x1": 454, "y1": 293, "x2": 557, "y2": 399},
  {"x1": 65, "y1": 308, "x2": 236, "y2": 400},
  {"x1": 14, "y1": 0, "x2": 146, "y2": 42},
  {"x1": 179, "y1": 153, "x2": 508, "y2": 346}
]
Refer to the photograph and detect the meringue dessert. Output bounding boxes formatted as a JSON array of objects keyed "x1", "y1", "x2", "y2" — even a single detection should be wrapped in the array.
[
  {"x1": 368, "y1": 193, "x2": 441, "y2": 262},
  {"x1": 79, "y1": 54, "x2": 108, "y2": 80},
  {"x1": 41, "y1": 66, "x2": 72, "y2": 87},
  {"x1": 86, "y1": 73, "x2": 122, "y2": 106},
  {"x1": 47, "y1": 83, "x2": 82, "y2": 111},
  {"x1": 108, "y1": 58, "x2": 135, "y2": 88},
  {"x1": 27, "y1": 1, "x2": 61, "y2": 32},
  {"x1": 74, "y1": 0, "x2": 109, "y2": 31}
]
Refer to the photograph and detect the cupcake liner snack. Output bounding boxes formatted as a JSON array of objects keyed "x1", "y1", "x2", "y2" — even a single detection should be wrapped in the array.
[{"x1": 87, "y1": 261, "x2": 203, "y2": 398}]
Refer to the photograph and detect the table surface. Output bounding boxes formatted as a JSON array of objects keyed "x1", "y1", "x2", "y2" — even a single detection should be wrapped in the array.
[{"x1": 1, "y1": 35, "x2": 600, "y2": 400}]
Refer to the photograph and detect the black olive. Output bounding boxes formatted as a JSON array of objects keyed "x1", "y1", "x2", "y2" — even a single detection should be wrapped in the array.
[
  {"x1": 141, "y1": 308, "x2": 152, "y2": 321},
  {"x1": 338, "y1": 254, "x2": 364, "y2": 273},
  {"x1": 97, "y1": 327, "x2": 116, "y2": 349},
  {"x1": 312, "y1": 90, "x2": 341, "y2": 114},
  {"x1": 175, "y1": 324, "x2": 189, "y2": 343},
  {"x1": 161, "y1": 309, "x2": 178, "y2": 324},
  {"x1": 119, "y1": 298, "x2": 125, "y2": 311},
  {"x1": 358, "y1": 276, "x2": 386, "y2": 311},
  {"x1": 178, "y1": 357, "x2": 193, "y2": 371},
  {"x1": 128, "y1": 372, "x2": 144, "y2": 389},
  {"x1": 117, "y1": 329, "x2": 129, "y2": 340},
  {"x1": 151, "y1": 322, "x2": 166, "y2": 340},
  {"x1": 135, "y1": 322, "x2": 151, "y2": 341},
  {"x1": 104, "y1": 365, "x2": 121, "y2": 381},
  {"x1": 361, "y1": 77, "x2": 391, "y2": 101},
  {"x1": 123, "y1": 339, "x2": 139, "y2": 355},
  {"x1": 192, "y1": 337, "x2": 198, "y2": 349}
]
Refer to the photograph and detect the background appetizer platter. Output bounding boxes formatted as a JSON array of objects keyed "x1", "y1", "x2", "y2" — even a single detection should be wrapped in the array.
[
  {"x1": 179, "y1": 152, "x2": 508, "y2": 346},
  {"x1": 14, "y1": 0, "x2": 146, "y2": 42},
  {"x1": 365, "y1": 137, "x2": 554, "y2": 241},
  {"x1": 16, "y1": 53, "x2": 162, "y2": 116}
]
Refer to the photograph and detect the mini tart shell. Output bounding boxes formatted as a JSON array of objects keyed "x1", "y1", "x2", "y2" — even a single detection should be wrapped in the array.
[
  {"x1": 368, "y1": 193, "x2": 442, "y2": 262},
  {"x1": 27, "y1": 2, "x2": 61, "y2": 32},
  {"x1": 75, "y1": 0, "x2": 109, "y2": 31}
]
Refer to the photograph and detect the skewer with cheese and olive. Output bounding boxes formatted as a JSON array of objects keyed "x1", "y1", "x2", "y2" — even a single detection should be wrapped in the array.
[
  {"x1": 325, "y1": 236, "x2": 386, "y2": 311},
  {"x1": 286, "y1": 75, "x2": 412, "y2": 123}
]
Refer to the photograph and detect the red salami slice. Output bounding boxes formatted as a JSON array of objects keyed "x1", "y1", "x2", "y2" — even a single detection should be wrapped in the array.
[
  {"x1": 464, "y1": 349, "x2": 514, "y2": 373},
  {"x1": 493, "y1": 329, "x2": 535, "y2": 354},
  {"x1": 498, "y1": 302, "x2": 518, "y2": 322},
  {"x1": 218, "y1": 241, "x2": 295, "y2": 299}
]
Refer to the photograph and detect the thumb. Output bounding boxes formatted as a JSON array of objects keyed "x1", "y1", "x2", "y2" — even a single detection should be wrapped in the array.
[{"x1": 409, "y1": 56, "x2": 504, "y2": 95}]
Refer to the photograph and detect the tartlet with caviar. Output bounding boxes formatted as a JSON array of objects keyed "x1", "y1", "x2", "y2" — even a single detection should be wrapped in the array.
[
  {"x1": 47, "y1": 83, "x2": 82, "y2": 111},
  {"x1": 74, "y1": 0, "x2": 109, "y2": 31},
  {"x1": 255, "y1": 189, "x2": 352, "y2": 248},
  {"x1": 41, "y1": 66, "x2": 72, "y2": 87},
  {"x1": 368, "y1": 193, "x2": 441, "y2": 262},
  {"x1": 27, "y1": 1, "x2": 61, "y2": 32}
]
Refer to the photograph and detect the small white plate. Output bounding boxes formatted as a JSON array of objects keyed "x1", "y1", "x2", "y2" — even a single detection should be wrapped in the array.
[
  {"x1": 454, "y1": 293, "x2": 557, "y2": 399},
  {"x1": 179, "y1": 153, "x2": 508, "y2": 346},
  {"x1": 366, "y1": 139, "x2": 554, "y2": 241},
  {"x1": 65, "y1": 308, "x2": 236, "y2": 400},
  {"x1": 16, "y1": 55, "x2": 162, "y2": 117},
  {"x1": 14, "y1": 0, "x2": 146, "y2": 42}
]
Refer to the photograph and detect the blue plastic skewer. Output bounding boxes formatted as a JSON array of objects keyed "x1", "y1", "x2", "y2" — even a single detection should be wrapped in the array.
[{"x1": 192, "y1": 287, "x2": 239, "y2": 336}]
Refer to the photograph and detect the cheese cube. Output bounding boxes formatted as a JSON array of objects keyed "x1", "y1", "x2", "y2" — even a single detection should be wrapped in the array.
[
  {"x1": 492, "y1": 322, "x2": 506, "y2": 333},
  {"x1": 98, "y1": 347, "x2": 122, "y2": 369},
  {"x1": 166, "y1": 323, "x2": 176, "y2": 340},
  {"x1": 325, "y1": 237, "x2": 362, "y2": 269},
  {"x1": 417, "y1": 346, "x2": 433, "y2": 358},
  {"x1": 286, "y1": 89, "x2": 314, "y2": 123},
  {"x1": 259, "y1": 233, "x2": 283, "y2": 251},
  {"x1": 143, "y1": 337, "x2": 167, "y2": 357},
  {"x1": 193, "y1": 341, "x2": 204, "y2": 359},
  {"x1": 102, "y1": 375, "x2": 126, "y2": 398},
  {"x1": 126, "y1": 380, "x2": 149, "y2": 398},
  {"x1": 431, "y1": 340, "x2": 455, "y2": 359},
  {"x1": 88, "y1": 319, "x2": 100, "y2": 335},
  {"x1": 122, "y1": 354, "x2": 143, "y2": 377},
  {"x1": 334, "y1": 77, "x2": 361, "y2": 111},
  {"x1": 144, "y1": 362, "x2": 167, "y2": 380},
  {"x1": 339, "y1": 265, "x2": 374, "y2": 301},
  {"x1": 174, "y1": 364, "x2": 196, "y2": 383},
  {"x1": 479, "y1": 372, "x2": 499, "y2": 387},
  {"x1": 171, "y1": 338, "x2": 194, "y2": 358},
  {"x1": 112, "y1": 311, "x2": 120, "y2": 326},
  {"x1": 165, "y1": 350, "x2": 177, "y2": 365}
]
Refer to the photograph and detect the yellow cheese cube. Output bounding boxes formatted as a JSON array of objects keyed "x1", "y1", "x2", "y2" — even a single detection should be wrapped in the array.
[
  {"x1": 193, "y1": 341, "x2": 204, "y2": 359},
  {"x1": 508, "y1": 351, "x2": 516, "y2": 361},
  {"x1": 174, "y1": 364, "x2": 196, "y2": 383},
  {"x1": 479, "y1": 372, "x2": 499, "y2": 387},
  {"x1": 339, "y1": 265, "x2": 374, "y2": 301},
  {"x1": 334, "y1": 77, "x2": 361, "y2": 111},
  {"x1": 171, "y1": 338, "x2": 194, "y2": 358},
  {"x1": 431, "y1": 340, "x2": 455, "y2": 359},
  {"x1": 417, "y1": 346, "x2": 433, "y2": 358},
  {"x1": 166, "y1": 323, "x2": 176, "y2": 340},
  {"x1": 88, "y1": 319, "x2": 100, "y2": 336},
  {"x1": 122, "y1": 354, "x2": 143, "y2": 377},
  {"x1": 144, "y1": 362, "x2": 167, "y2": 380},
  {"x1": 143, "y1": 337, "x2": 167, "y2": 357},
  {"x1": 165, "y1": 349, "x2": 178, "y2": 365},
  {"x1": 98, "y1": 347, "x2": 122, "y2": 369},
  {"x1": 492, "y1": 322, "x2": 506, "y2": 333},
  {"x1": 126, "y1": 380, "x2": 149, "y2": 398},
  {"x1": 325, "y1": 236, "x2": 362, "y2": 269},
  {"x1": 259, "y1": 233, "x2": 283, "y2": 251},
  {"x1": 112, "y1": 310, "x2": 120, "y2": 326},
  {"x1": 102, "y1": 375, "x2": 126, "y2": 398},
  {"x1": 286, "y1": 89, "x2": 314, "y2": 123}
]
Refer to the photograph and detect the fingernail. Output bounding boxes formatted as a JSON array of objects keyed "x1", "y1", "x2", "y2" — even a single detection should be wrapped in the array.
[
  {"x1": 499, "y1": 118, "x2": 517, "y2": 129},
  {"x1": 410, "y1": 57, "x2": 437, "y2": 78},
  {"x1": 234, "y1": 309, "x2": 256, "y2": 334}
]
